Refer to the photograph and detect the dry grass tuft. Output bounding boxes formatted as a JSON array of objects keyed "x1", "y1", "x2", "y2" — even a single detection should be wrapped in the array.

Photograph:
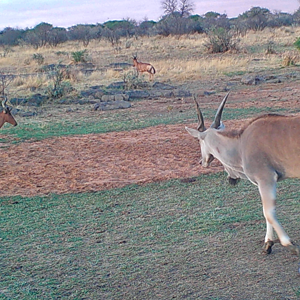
[
  {"x1": 11, "y1": 74, "x2": 48, "y2": 90},
  {"x1": 281, "y1": 50, "x2": 300, "y2": 67}
]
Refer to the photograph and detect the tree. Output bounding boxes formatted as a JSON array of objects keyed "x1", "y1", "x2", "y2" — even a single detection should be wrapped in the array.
[
  {"x1": 48, "y1": 27, "x2": 68, "y2": 47},
  {"x1": 159, "y1": 0, "x2": 195, "y2": 35},
  {"x1": 161, "y1": 0, "x2": 194, "y2": 17},
  {"x1": 162, "y1": 0, "x2": 177, "y2": 15},
  {"x1": 202, "y1": 12, "x2": 230, "y2": 31},
  {"x1": 136, "y1": 20, "x2": 156, "y2": 36},
  {"x1": 102, "y1": 27, "x2": 121, "y2": 46},
  {"x1": 33, "y1": 22, "x2": 53, "y2": 46},
  {"x1": 0, "y1": 28, "x2": 23, "y2": 46},
  {"x1": 293, "y1": 8, "x2": 300, "y2": 25},
  {"x1": 239, "y1": 7, "x2": 271, "y2": 31},
  {"x1": 68, "y1": 25, "x2": 95, "y2": 47}
]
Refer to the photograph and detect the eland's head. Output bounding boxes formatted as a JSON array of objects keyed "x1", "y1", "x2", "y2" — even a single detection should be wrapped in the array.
[{"x1": 185, "y1": 92, "x2": 229, "y2": 167}]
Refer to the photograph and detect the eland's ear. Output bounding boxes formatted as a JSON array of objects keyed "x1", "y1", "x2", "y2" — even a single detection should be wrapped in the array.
[{"x1": 185, "y1": 126, "x2": 206, "y2": 139}]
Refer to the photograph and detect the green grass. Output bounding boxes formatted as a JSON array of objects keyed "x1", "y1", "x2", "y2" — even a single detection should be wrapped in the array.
[
  {"x1": 1, "y1": 173, "x2": 300, "y2": 299},
  {"x1": 0, "y1": 104, "x2": 297, "y2": 143}
]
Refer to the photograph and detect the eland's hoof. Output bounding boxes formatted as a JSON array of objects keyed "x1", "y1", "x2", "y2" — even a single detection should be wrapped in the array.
[
  {"x1": 287, "y1": 243, "x2": 300, "y2": 256},
  {"x1": 262, "y1": 241, "x2": 274, "y2": 254}
]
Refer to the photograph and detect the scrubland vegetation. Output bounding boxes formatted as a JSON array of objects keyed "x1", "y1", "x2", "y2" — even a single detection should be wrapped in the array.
[
  {"x1": 0, "y1": 26, "x2": 299, "y2": 100},
  {"x1": 0, "y1": 6, "x2": 299, "y2": 98}
]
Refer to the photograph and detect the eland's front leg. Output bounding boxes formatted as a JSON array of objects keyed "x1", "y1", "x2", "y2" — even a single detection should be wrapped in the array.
[
  {"x1": 259, "y1": 181, "x2": 299, "y2": 255},
  {"x1": 262, "y1": 216, "x2": 274, "y2": 254}
]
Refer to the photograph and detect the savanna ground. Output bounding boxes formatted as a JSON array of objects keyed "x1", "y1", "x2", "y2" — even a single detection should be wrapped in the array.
[{"x1": 1, "y1": 28, "x2": 300, "y2": 299}]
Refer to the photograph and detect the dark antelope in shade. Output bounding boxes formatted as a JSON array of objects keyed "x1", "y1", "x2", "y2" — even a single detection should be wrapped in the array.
[
  {"x1": 132, "y1": 56, "x2": 156, "y2": 80},
  {"x1": 0, "y1": 97, "x2": 17, "y2": 128},
  {"x1": 186, "y1": 92, "x2": 300, "y2": 256}
]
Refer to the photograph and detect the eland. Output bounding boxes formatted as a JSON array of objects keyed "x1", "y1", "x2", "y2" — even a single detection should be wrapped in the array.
[{"x1": 186, "y1": 92, "x2": 300, "y2": 256}]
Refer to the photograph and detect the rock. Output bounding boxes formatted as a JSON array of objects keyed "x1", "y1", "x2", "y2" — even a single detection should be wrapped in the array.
[
  {"x1": 175, "y1": 90, "x2": 192, "y2": 97},
  {"x1": 122, "y1": 94, "x2": 130, "y2": 101},
  {"x1": 94, "y1": 91, "x2": 105, "y2": 99},
  {"x1": 94, "y1": 101, "x2": 131, "y2": 111},
  {"x1": 125, "y1": 90, "x2": 150, "y2": 99},
  {"x1": 204, "y1": 91, "x2": 216, "y2": 96},
  {"x1": 11, "y1": 108, "x2": 37, "y2": 117},
  {"x1": 28, "y1": 94, "x2": 48, "y2": 106},
  {"x1": 101, "y1": 95, "x2": 115, "y2": 102},
  {"x1": 152, "y1": 82, "x2": 175, "y2": 90},
  {"x1": 107, "y1": 63, "x2": 132, "y2": 69},
  {"x1": 114, "y1": 94, "x2": 125, "y2": 101},
  {"x1": 241, "y1": 75, "x2": 265, "y2": 85},
  {"x1": 19, "y1": 111, "x2": 37, "y2": 117},
  {"x1": 107, "y1": 82, "x2": 125, "y2": 89},
  {"x1": 10, "y1": 94, "x2": 47, "y2": 106},
  {"x1": 10, "y1": 98, "x2": 27, "y2": 105}
]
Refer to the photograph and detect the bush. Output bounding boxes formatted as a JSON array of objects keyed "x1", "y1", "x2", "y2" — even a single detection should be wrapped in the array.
[
  {"x1": 294, "y1": 37, "x2": 300, "y2": 51},
  {"x1": 71, "y1": 50, "x2": 87, "y2": 63},
  {"x1": 46, "y1": 65, "x2": 73, "y2": 98},
  {"x1": 265, "y1": 41, "x2": 276, "y2": 54},
  {"x1": 282, "y1": 51, "x2": 299, "y2": 67},
  {"x1": 32, "y1": 53, "x2": 44, "y2": 65},
  {"x1": 122, "y1": 71, "x2": 147, "y2": 90},
  {"x1": 204, "y1": 27, "x2": 239, "y2": 53}
]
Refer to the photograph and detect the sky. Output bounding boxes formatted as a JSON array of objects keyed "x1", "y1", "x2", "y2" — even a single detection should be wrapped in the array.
[{"x1": 0, "y1": 0, "x2": 299, "y2": 30}]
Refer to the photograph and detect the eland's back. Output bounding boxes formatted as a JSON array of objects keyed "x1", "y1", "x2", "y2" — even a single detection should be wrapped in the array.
[{"x1": 240, "y1": 114, "x2": 300, "y2": 180}]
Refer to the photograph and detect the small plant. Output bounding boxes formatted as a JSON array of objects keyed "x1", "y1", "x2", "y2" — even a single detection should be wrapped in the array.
[
  {"x1": 265, "y1": 41, "x2": 276, "y2": 54},
  {"x1": 123, "y1": 70, "x2": 146, "y2": 90},
  {"x1": 46, "y1": 65, "x2": 72, "y2": 99},
  {"x1": 32, "y1": 53, "x2": 44, "y2": 65},
  {"x1": 294, "y1": 37, "x2": 300, "y2": 51},
  {"x1": 71, "y1": 50, "x2": 87, "y2": 63},
  {"x1": 55, "y1": 51, "x2": 69, "y2": 57},
  {"x1": 282, "y1": 51, "x2": 299, "y2": 67}
]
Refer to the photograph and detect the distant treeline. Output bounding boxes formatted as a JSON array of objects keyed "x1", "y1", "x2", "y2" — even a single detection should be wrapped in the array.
[{"x1": 1, "y1": 7, "x2": 300, "y2": 48}]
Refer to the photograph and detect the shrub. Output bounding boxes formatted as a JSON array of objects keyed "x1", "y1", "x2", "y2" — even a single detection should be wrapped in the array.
[
  {"x1": 32, "y1": 53, "x2": 44, "y2": 65},
  {"x1": 55, "y1": 51, "x2": 69, "y2": 57},
  {"x1": 294, "y1": 37, "x2": 300, "y2": 51},
  {"x1": 122, "y1": 70, "x2": 147, "y2": 90},
  {"x1": 282, "y1": 51, "x2": 299, "y2": 67},
  {"x1": 71, "y1": 50, "x2": 87, "y2": 63},
  {"x1": 204, "y1": 27, "x2": 239, "y2": 53},
  {"x1": 46, "y1": 65, "x2": 73, "y2": 98},
  {"x1": 265, "y1": 41, "x2": 276, "y2": 54}
]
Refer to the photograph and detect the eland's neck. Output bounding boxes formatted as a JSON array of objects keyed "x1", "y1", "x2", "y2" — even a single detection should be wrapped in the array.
[{"x1": 209, "y1": 133, "x2": 244, "y2": 174}]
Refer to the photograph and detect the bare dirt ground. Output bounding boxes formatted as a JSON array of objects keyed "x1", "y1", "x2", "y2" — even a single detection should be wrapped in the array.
[{"x1": 1, "y1": 80, "x2": 300, "y2": 197}]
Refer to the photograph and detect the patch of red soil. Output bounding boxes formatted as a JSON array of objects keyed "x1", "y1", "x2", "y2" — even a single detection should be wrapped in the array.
[
  {"x1": 0, "y1": 124, "x2": 224, "y2": 197},
  {"x1": 1, "y1": 81, "x2": 300, "y2": 197}
]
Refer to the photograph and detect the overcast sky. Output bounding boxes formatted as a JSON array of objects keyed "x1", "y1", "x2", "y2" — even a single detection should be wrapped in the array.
[{"x1": 0, "y1": 0, "x2": 299, "y2": 30}]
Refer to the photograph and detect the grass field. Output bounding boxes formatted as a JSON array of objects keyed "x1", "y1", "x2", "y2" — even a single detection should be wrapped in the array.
[
  {"x1": 1, "y1": 27, "x2": 300, "y2": 299},
  {"x1": 0, "y1": 99, "x2": 296, "y2": 143},
  {"x1": 1, "y1": 174, "x2": 300, "y2": 299}
]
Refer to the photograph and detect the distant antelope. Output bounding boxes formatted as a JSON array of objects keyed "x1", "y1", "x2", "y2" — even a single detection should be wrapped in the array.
[
  {"x1": 186, "y1": 93, "x2": 300, "y2": 256},
  {"x1": 0, "y1": 97, "x2": 17, "y2": 128},
  {"x1": 132, "y1": 56, "x2": 156, "y2": 80}
]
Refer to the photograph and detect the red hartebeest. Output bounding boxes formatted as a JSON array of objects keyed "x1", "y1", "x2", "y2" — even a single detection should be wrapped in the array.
[
  {"x1": 0, "y1": 97, "x2": 17, "y2": 128},
  {"x1": 132, "y1": 56, "x2": 156, "y2": 80},
  {"x1": 186, "y1": 93, "x2": 300, "y2": 256}
]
